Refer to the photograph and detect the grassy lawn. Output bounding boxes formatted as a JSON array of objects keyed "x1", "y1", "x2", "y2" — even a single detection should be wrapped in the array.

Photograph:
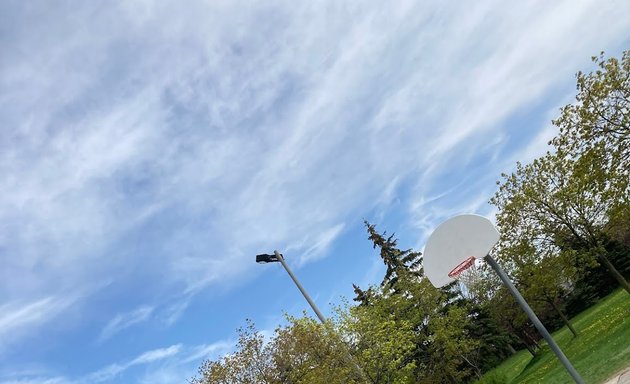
[{"x1": 476, "y1": 289, "x2": 630, "y2": 383}]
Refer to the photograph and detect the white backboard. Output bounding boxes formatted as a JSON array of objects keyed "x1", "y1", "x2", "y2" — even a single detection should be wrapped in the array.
[{"x1": 423, "y1": 214, "x2": 499, "y2": 288}]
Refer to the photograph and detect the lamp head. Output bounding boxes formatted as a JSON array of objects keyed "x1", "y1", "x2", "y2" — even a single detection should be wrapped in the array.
[{"x1": 256, "y1": 253, "x2": 280, "y2": 264}]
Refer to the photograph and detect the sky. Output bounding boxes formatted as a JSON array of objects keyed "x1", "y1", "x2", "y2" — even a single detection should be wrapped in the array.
[{"x1": 0, "y1": 1, "x2": 629, "y2": 383}]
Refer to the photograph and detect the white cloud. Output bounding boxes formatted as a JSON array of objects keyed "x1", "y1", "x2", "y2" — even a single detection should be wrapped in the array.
[
  {"x1": 287, "y1": 223, "x2": 346, "y2": 266},
  {"x1": 132, "y1": 340, "x2": 236, "y2": 384},
  {"x1": 180, "y1": 341, "x2": 235, "y2": 365},
  {"x1": 86, "y1": 344, "x2": 181, "y2": 383},
  {"x1": 159, "y1": 296, "x2": 192, "y2": 327},
  {"x1": 404, "y1": 0, "x2": 629, "y2": 239},
  {"x1": 0, "y1": 378, "x2": 71, "y2": 384},
  {"x1": 504, "y1": 97, "x2": 577, "y2": 169},
  {"x1": 0, "y1": 297, "x2": 68, "y2": 332},
  {"x1": 0, "y1": 341, "x2": 232, "y2": 384},
  {"x1": 134, "y1": 338, "x2": 254, "y2": 384},
  {"x1": 0, "y1": 296, "x2": 78, "y2": 351},
  {"x1": 98, "y1": 306, "x2": 154, "y2": 342},
  {"x1": 131, "y1": 345, "x2": 182, "y2": 365}
]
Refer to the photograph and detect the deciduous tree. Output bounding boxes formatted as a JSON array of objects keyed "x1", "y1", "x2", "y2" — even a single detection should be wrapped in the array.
[{"x1": 491, "y1": 151, "x2": 630, "y2": 294}]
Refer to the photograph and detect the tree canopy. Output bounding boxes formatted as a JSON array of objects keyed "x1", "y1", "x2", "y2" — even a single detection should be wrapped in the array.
[{"x1": 491, "y1": 52, "x2": 630, "y2": 295}]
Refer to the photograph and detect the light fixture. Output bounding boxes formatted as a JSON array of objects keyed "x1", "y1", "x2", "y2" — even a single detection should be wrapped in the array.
[{"x1": 256, "y1": 253, "x2": 279, "y2": 264}]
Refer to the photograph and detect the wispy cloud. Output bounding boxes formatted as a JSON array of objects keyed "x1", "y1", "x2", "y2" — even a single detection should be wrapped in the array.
[
  {"x1": 0, "y1": 297, "x2": 69, "y2": 332},
  {"x1": 403, "y1": 0, "x2": 628, "y2": 225},
  {"x1": 0, "y1": 341, "x2": 233, "y2": 384},
  {"x1": 86, "y1": 344, "x2": 181, "y2": 383},
  {"x1": 159, "y1": 296, "x2": 192, "y2": 327},
  {"x1": 0, "y1": 377, "x2": 71, "y2": 384},
  {"x1": 2, "y1": 0, "x2": 627, "y2": 292},
  {"x1": 288, "y1": 223, "x2": 346, "y2": 266},
  {"x1": 98, "y1": 306, "x2": 154, "y2": 343},
  {"x1": 180, "y1": 341, "x2": 235, "y2": 365},
  {"x1": 0, "y1": 296, "x2": 77, "y2": 351}
]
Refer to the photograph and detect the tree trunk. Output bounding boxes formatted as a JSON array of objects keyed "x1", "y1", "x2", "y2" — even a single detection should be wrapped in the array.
[
  {"x1": 508, "y1": 344, "x2": 517, "y2": 355},
  {"x1": 523, "y1": 328, "x2": 540, "y2": 349},
  {"x1": 523, "y1": 341, "x2": 537, "y2": 357},
  {"x1": 518, "y1": 332, "x2": 538, "y2": 357},
  {"x1": 598, "y1": 252, "x2": 630, "y2": 294},
  {"x1": 549, "y1": 299, "x2": 578, "y2": 337},
  {"x1": 460, "y1": 354, "x2": 482, "y2": 378}
]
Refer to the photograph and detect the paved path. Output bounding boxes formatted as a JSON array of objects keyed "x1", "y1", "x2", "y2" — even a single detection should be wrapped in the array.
[{"x1": 603, "y1": 368, "x2": 630, "y2": 384}]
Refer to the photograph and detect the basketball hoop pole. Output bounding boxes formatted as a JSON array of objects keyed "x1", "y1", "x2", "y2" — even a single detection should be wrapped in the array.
[{"x1": 483, "y1": 254, "x2": 584, "y2": 384}]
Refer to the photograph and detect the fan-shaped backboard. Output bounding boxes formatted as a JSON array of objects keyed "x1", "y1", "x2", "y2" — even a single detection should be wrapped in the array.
[{"x1": 423, "y1": 214, "x2": 499, "y2": 288}]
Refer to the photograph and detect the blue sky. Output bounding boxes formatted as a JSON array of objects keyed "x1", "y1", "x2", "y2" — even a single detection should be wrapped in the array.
[{"x1": 1, "y1": 1, "x2": 629, "y2": 383}]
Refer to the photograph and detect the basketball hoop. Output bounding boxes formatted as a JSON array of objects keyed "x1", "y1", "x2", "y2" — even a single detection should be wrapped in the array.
[
  {"x1": 448, "y1": 256, "x2": 476, "y2": 278},
  {"x1": 423, "y1": 214, "x2": 499, "y2": 288},
  {"x1": 423, "y1": 214, "x2": 584, "y2": 382},
  {"x1": 447, "y1": 256, "x2": 481, "y2": 293}
]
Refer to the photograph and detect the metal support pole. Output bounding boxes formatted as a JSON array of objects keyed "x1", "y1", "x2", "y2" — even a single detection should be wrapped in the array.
[
  {"x1": 484, "y1": 254, "x2": 584, "y2": 384},
  {"x1": 273, "y1": 250, "x2": 370, "y2": 383},
  {"x1": 274, "y1": 250, "x2": 326, "y2": 324}
]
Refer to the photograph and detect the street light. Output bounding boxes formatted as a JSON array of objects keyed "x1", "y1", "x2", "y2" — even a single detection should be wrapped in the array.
[
  {"x1": 256, "y1": 250, "x2": 326, "y2": 323},
  {"x1": 256, "y1": 253, "x2": 279, "y2": 264},
  {"x1": 256, "y1": 250, "x2": 368, "y2": 383}
]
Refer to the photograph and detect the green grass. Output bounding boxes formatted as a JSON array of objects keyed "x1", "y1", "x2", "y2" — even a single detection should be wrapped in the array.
[{"x1": 476, "y1": 289, "x2": 630, "y2": 384}]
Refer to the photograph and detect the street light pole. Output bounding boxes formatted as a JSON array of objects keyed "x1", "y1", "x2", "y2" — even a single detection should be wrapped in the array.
[
  {"x1": 256, "y1": 250, "x2": 370, "y2": 383},
  {"x1": 273, "y1": 250, "x2": 327, "y2": 324}
]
